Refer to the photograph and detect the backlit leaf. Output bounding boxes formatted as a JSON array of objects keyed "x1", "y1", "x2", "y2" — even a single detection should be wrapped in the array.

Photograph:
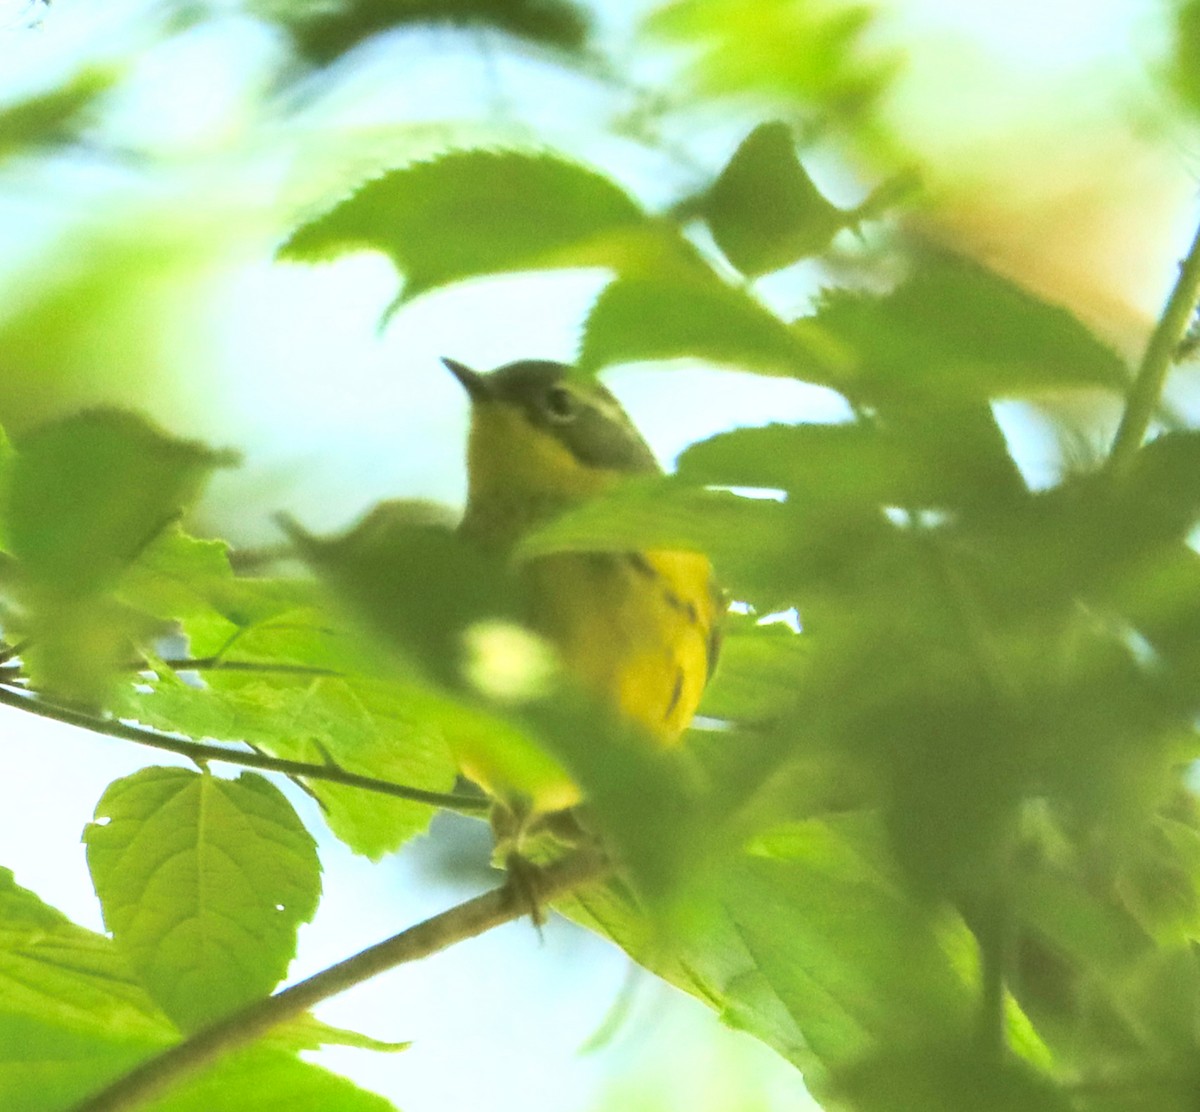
[
  {"x1": 2, "y1": 411, "x2": 235, "y2": 703},
  {"x1": 700, "y1": 121, "x2": 852, "y2": 275},
  {"x1": 0, "y1": 69, "x2": 115, "y2": 160},
  {"x1": 816, "y1": 250, "x2": 1128, "y2": 401},
  {"x1": 84, "y1": 768, "x2": 321, "y2": 1032},
  {"x1": 579, "y1": 275, "x2": 852, "y2": 384},
  {"x1": 281, "y1": 151, "x2": 681, "y2": 305}
]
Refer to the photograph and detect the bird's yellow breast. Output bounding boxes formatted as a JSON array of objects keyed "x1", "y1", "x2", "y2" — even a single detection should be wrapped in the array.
[{"x1": 522, "y1": 547, "x2": 723, "y2": 743}]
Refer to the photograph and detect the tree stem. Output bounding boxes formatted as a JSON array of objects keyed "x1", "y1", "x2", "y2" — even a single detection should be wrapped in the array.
[
  {"x1": 71, "y1": 848, "x2": 611, "y2": 1112},
  {"x1": 0, "y1": 683, "x2": 488, "y2": 813},
  {"x1": 1107, "y1": 214, "x2": 1200, "y2": 474}
]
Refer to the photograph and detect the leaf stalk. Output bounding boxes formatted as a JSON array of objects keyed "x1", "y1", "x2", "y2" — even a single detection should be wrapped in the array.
[{"x1": 1107, "y1": 214, "x2": 1200, "y2": 473}]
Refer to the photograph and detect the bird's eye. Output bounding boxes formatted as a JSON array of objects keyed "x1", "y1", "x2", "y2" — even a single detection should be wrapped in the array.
[{"x1": 544, "y1": 385, "x2": 577, "y2": 422}]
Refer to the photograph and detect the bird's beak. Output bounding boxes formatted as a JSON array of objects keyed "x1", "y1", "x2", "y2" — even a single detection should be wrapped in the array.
[{"x1": 441, "y1": 357, "x2": 491, "y2": 402}]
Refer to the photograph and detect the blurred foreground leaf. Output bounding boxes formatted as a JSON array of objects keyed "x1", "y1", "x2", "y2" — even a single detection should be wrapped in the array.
[
  {"x1": 560, "y1": 816, "x2": 989, "y2": 1101},
  {"x1": 257, "y1": 0, "x2": 590, "y2": 66},
  {"x1": 281, "y1": 151, "x2": 691, "y2": 307},
  {"x1": 6, "y1": 411, "x2": 233, "y2": 600},
  {"x1": 644, "y1": 0, "x2": 895, "y2": 123},
  {"x1": 579, "y1": 274, "x2": 852, "y2": 384},
  {"x1": 0, "y1": 228, "x2": 220, "y2": 435},
  {"x1": 817, "y1": 250, "x2": 1128, "y2": 401},
  {"x1": 1171, "y1": 0, "x2": 1200, "y2": 116},
  {"x1": 0, "y1": 69, "x2": 114, "y2": 160},
  {"x1": 699, "y1": 121, "x2": 858, "y2": 275},
  {"x1": 0, "y1": 410, "x2": 234, "y2": 703}
]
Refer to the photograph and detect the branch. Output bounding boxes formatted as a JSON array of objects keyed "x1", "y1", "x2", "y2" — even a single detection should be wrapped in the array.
[
  {"x1": 0, "y1": 683, "x2": 489, "y2": 814},
  {"x1": 0, "y1": 657, "x2": 341, "y2": 683},
  {"x1": 1107, "y1": 214, "x2": 1200, "y2": 475},
  {"x1": 72, "y1": 848, "x2": 612, "y2": 1112}
]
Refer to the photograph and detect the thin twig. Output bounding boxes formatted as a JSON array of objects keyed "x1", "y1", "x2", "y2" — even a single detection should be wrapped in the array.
[
  {"x1": 156, "y1": 657, "x2": 341, "y2": 677},
  {"x1": 71, "y1": 848, "x2": 612, "y2": 1112},
  {"x1": 0, "y1": 683, "x2": 489, "y2": 814},
  {"x1": 1107, "y1": 214, "x2": 1200, "y2": 475}
]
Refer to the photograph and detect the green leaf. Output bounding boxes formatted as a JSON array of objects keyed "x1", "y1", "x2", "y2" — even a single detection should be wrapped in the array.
[
  {"x1": 0, "y1": 867, "x2": 172, "y2": 1041},
  {"x1": 278, "y1": 504, "x2": 584, "y2": 825},
  {"x1": 84, "y1": 768, "x2": 321, "y2": 1032},
  {"x1": 644, "y1": 0, "x2": 895, "y2": 122},
  {"x1": 0, "y1": 868, "x2": 176, "y2": 1112},
  {"x1": 700, "y1": 121, "x2": 853, "y2": 275},
  {"x1": 281, "y1": 502, "x2": 521, "y2": 687},
  {"x1": 817, "y1": 250, "x2": 1128, "y2": 401},
  {"x1": 150, "y1": 1047, "x2": 400, "y2": 1112},
  {"x1": 578, "y1": 274, "x2": 852, "y2": 384},
  {"x1": 520, "y1": 689, "x2": 717, "y2": 899},
  {"x1": 113, "y1": 514, "x2": 462, "y2": 856},
  {"x1": 0, "y1": 228, "x2": 216, "y2": 435},
  {"x1": 1, "y1": 410, "x2": 234, "y2": 703},
  {"x1": 561, "y1": 816, "x2": 981, "y2": 1099},
  {"x1": 833, "y1": 1044, "x2": 1071, "y2": 1112},
  {"x1": 0, "y1": 1013, "x2": 162, "y2": 1112},
  {"x1": 113, "y1": 669, "x2": 460, "y2": 860},
  {"x1": 281, "y1": 151, "x2": 681, "y2": 305},
  {"x1": 0, "y1": 69, "x2": 115, "y2": 160},
  {"x1": 274, "y1": 1014, "x2": 410, "y2": 1054},
  {"x1": 117, "y1": 527, "x2": 322, "y2": 660},
  {"x1": 677, "y1": 422, "x2": 959, "y2": 508},
  {"x1": 8, "y1": 1039, "x2": 400, "y2": 1112},
  {"x1": 1109, "y1": 946, "x2": 1200, "y2": 1066},
  {"x1": 1122, "y1": 430, "x2": 1200, "y2": 543},
  {"x1": 696, "y1": 611, "x2": 809, "y2": 723},
  {"x1": 0, "y1": 867, "x2": 400, "y2": 1110},
  {"x1": 517, "y1": 478, "x2": 801, "y2": 612},
  {"x1": 1172, "y1": 0, "x2": 1200, "y2": 116},
  {"x1": 1003, "y1": 831, "x2": 1185, "y2": 1067},
  {"x1": 258, "y1": 0, "x2": 590, "y2": 66},
  {"x1": 682, "y1": 404, "x2": 1026, "y2": 513},
  {"x1": 7, "y1": 410, "x2": 234, "y2": 599}
]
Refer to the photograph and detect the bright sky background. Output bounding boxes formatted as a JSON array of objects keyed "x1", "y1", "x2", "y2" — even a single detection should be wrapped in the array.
[{"x1": 0, "y1": 0, "x2": 1197, "y2": 1109}]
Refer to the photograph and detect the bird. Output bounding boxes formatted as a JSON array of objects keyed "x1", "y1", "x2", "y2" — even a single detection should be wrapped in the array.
[{"x1": 442, "y1": 356, "x2": 725, "y2": 835}]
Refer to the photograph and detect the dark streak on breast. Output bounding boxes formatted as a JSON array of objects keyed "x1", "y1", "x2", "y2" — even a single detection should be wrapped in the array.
[
  {"x1": 665, "y1": 667, "x2": 684, "y2": 721},
  {"x1": 625, "y1": 553, "x2": 655, "y2": 578},
  {"x1": 626, "y1": 553, "x2": 702, "y2": 624},
  {"x1": 706, "y1": 624, "x2": 723, "y2": 682}
]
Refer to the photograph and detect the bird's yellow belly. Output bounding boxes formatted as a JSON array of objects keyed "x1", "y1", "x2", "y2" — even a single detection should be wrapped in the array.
[
  {"x1": 524, "y1": 548, "x2": 720, "y2": 744},
  {"x1": 448, "y1": 548, "x2": 722, "y2": 816}
]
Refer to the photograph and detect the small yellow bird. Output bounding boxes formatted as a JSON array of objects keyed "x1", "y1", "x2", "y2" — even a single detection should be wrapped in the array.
[{"x1": 443, "y1": 357, "x2": 725, "y2": 822}]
